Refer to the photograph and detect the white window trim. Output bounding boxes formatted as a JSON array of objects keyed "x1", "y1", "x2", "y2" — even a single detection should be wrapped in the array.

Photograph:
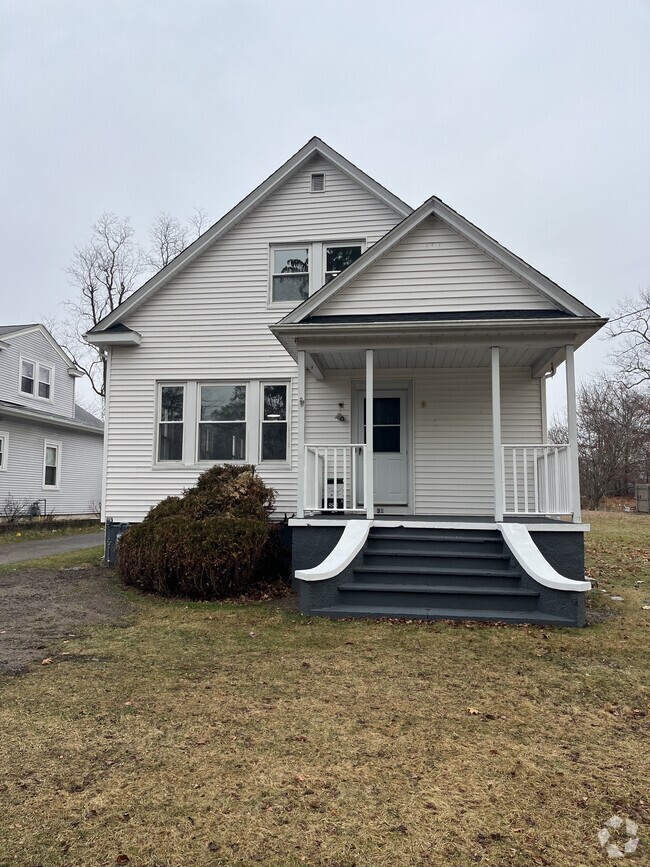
[
  {"x1": 268, "y1": 240, "x2": 365, "y2": 308},
  {"x1": 156, "y1": 382, "x2": 186, "y2": 464},
  {"x1": 19, "y1": 355, "x2": 55, "y2": 403},
  {"x1": 43, "y1": 439, "x2": 62, "y2": 490},
  {"x1": 259, "y1": 381, "x2": 291, "y2": 465},
  {"x1": 0, "y1": 431, "x2": 8, "y2": 471}
]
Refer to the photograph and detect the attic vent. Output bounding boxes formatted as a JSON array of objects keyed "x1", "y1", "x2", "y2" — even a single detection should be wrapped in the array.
[{"x1": 310, "y1": 172, "x2": 325, "y2": 193}]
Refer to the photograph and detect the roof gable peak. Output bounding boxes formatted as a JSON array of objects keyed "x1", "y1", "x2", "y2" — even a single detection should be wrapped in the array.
[{"x1": 87, "y1": 138, "x2": 412, "y2": 337}]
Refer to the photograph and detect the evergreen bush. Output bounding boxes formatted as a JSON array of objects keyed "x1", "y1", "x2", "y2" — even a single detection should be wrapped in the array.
[{"x1": 118, "y1": 465, "x2": 287, "y2": 599}]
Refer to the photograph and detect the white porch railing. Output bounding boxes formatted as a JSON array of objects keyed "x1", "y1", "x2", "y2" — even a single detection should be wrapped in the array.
[
  {"x1": 502, "y1": 444, "x2": 571, "y2": 516},
  {"x1": 304, "y1": 444, "x2": 366, "y2": 513}
]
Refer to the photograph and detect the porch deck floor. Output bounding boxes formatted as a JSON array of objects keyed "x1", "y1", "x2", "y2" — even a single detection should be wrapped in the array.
[{"x1": 295, "y1": 514, "x2": 571, "y2": 524}]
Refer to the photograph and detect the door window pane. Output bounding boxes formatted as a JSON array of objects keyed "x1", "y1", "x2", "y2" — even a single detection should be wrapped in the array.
[
  {"x1": 373, "y1": 426, "x2": 400, "y2": 453},
  {"x1": 363, "y1": 397, "x2": 401, "y2": 453}
]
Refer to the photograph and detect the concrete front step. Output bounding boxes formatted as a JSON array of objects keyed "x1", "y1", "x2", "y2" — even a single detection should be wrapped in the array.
[
  {"x1": 354, "y1": 565, "x2": 521, "y2": 580},
  {"x1": 367, "y1": 533, "x2": 505, "y2": 555},
  {"x1": 363, "y1": 549, "x2": 512, "y2": 569},
  {"x1": 338, "y1": 582, "x2": 539, "y2": 611},
  {"x1": 309, "y1": 604, "x2": 575, "y2": 626}
]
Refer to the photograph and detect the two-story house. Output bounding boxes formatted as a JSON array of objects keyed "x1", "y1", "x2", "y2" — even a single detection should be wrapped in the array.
[
  {"x1": 0, "y1": 324, "x2": 103, "y2": 517},
  {"x1": 88, "y1": 138, "x2": 606, "y2": 625}
]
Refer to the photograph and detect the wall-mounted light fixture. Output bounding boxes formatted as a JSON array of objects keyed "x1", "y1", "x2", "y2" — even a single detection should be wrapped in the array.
[{"x1": 335, "y1": 402, "x2": 346, "y2": 422}]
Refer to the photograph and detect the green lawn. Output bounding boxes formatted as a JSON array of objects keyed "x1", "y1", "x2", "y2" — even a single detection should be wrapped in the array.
[{"x1": 0, "y1": 512, "x2": 648, "y2": 866}]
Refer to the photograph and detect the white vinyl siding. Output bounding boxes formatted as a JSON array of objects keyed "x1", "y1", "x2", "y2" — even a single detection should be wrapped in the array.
[
  {"x1": 104, "y1": 156, "x2": 402, "y2": 522},
  {"x1": 304, "y1": 367, "x2": 542, "y2": 516},
  {"x1": 0, "y1": 329, "x2": 75, "y2": 417},
  {"x1": 319, "y1": 216, "x2": 558, "y2": 316},
  {"x1": 0, "y1": 417, "x2": 102, "y2": 515}
]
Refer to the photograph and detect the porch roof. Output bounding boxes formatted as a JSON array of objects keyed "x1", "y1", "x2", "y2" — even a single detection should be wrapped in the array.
[{"x1": 271, "y1": 313, "x2": 607, "y2": 377}]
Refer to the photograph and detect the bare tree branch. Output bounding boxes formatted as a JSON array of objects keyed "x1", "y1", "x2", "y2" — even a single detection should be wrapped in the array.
[{"x1": 606, "y1": 287, "x2": 650, "y2": 388}]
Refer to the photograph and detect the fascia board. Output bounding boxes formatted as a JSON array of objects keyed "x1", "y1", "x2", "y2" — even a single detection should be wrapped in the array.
[
  {"x1": 430, "y1": 199, "x2": 599, "y2": 318},
  {"x1": 85, "y1": 330, "x2": 142, "y2": 347},
  {"x1": 0, "y1": 339, "x2": 10, "y2": 350},
  {"x1": 89, "y1": 138, "x2": 412, "y2": 334},
  {"x1": 271, "y1": 317, "x2": 607, "y2": 357},
  {"x1": 0, "y1": 404, "x2": 104, "y2": 435}
]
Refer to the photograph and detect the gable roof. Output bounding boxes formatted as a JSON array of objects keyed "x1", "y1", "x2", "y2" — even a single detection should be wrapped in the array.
[
  {"x1": 0, "y1": 323, "x2": 84, "y2": 374},
  {"x1": 87, "y1": 137, "x2": 413, "y2": 336},
  {"x1": 279, "y1": 196, "x2": 600, "y2": 324}
]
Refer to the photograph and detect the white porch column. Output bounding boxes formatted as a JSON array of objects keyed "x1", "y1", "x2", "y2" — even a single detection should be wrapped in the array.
[
  {"x1": 297, "y1": 350, "x2": 306, "y2": 518},
  {"x1": 365, "y1": 349, "x2": 374, "y2": 519},
  {"x1": 491, "y1": 346, "x2": 504, "y2": 522},
  {"x1": 565, "y1": 344, "x2": 582, "y2": 523}
]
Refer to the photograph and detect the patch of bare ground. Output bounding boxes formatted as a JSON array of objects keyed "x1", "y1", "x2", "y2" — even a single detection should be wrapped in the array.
[{"x1": 0, "y1": 563, "x2": 134, "y2": 673}]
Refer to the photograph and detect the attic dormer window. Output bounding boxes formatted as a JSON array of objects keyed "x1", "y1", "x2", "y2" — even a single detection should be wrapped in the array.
[
  {"x1": 310, "y1": 172, "x2": 325, "y2": 193},
  {"x1": 19, "y1": 357, "x2": 53, "y2": 401}
]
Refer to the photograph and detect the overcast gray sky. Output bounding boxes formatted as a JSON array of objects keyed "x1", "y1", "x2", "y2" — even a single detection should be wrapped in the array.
[{"x1": 2, "y1": 0, "x2": 649, "y2": 413}]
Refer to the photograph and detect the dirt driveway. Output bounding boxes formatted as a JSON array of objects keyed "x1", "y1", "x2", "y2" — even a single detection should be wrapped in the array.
[{"x1": 0, "y1": 566, "x2": 134, "y2": 673}]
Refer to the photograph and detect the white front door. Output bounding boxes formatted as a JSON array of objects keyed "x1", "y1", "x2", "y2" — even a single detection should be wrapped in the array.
[{"x1": 357, "y1": 389, "x2": 409, "y2": 507}]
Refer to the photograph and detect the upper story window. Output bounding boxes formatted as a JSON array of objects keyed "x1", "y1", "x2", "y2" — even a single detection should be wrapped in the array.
[
  {"x1": 271, "y1": 247, "x2": 309, "y2": 303},
  {"x1": 20, "y1": 358, "x2": 54, "y2": 401},
  {"x1": 158, "y1": 384, "x2": 185, "y2": 462},
  {"x1": 324, "y1": 243, "x2": 363, "y2": 283},
  {"x1": 270, "y1": 241, "x2": 364, "y2": 305}
]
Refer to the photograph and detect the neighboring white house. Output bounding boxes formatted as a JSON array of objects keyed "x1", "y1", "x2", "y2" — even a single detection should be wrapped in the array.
[
  {"x1": 88, "y1": 138, "x2": 606, "y2": 625},
  {"x1": 0, "y1": 324, "x2": 103, "y2": 518}
]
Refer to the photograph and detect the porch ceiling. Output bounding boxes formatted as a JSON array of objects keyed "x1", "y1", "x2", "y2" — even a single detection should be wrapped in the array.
[{"x1": 315, "y1": 345, "x2": 553, "y2": 371}]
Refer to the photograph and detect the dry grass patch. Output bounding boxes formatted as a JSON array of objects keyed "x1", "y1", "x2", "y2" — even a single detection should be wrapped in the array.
[{"x1": 0, "y1": 514, "x2": 648, "y2": 866}]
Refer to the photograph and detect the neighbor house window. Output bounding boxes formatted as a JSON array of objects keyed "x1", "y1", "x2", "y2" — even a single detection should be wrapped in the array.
[
  {"x1": 20, "y1": 359, "x2": 35, "y2": 395},
  {"x1": 324, "y1": 243, "x2": 362, "y2": 283},
  {"x1": 38, "y1": 365, "x2": 52, "y2": 399},
  {"x1": 261, "y1": 383, "x2": 288, "y2": 461},
  {"x1": 271, "y1": 247, "x2": 309, "y2": 302},
  {"x1": 20, "y1": 358, "x2": 53, "y2": 400},
  {"x1": 43, "y1": 441, "x2": 61, "y2": 488},
  {"x1": 0, "y1": 433, "x2": 7, "y2": 471},
  {"x1": 158, "y1": 385, "x2": 185, "y2": 461},
  {"x1": 198, "y1": 384, "x2": 247, "y2": 461}
]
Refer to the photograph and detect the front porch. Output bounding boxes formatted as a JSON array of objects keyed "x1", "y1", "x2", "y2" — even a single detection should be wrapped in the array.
[{"x1": 292, "y1": 336, "x2": 582, "y2": 524}]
